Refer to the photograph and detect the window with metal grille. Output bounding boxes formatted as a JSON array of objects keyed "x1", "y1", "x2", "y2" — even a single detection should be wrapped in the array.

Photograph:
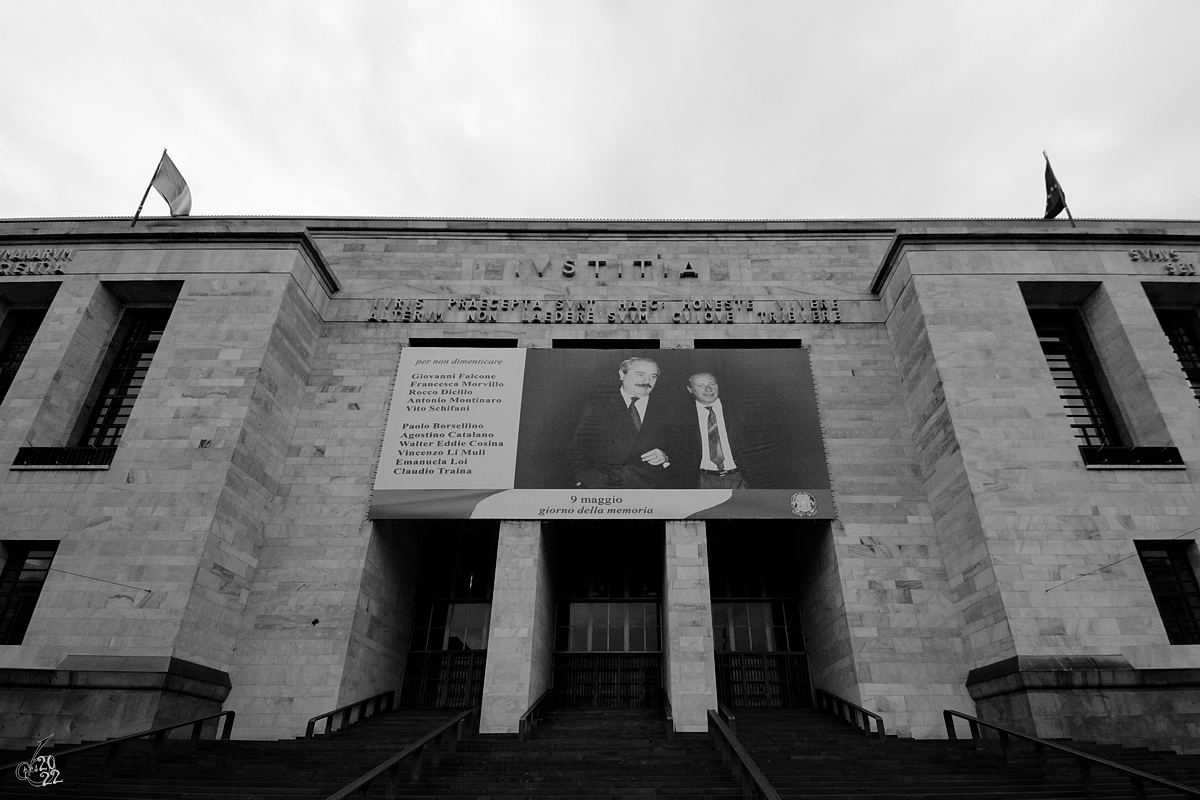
[
  {"x1": 0, "y1": 309, "x2": 47, "y2": 403},
  {"x1": 1029, "y1": 309, "x2": 1122, "y2": 447},
  {"x1": 1136, "y1": 541, "x2": 1200, "y2": 645},
  {"x1": 78, "y1": 308, "x2": 171, "y2": 448},
  {"x1": 0, "y1": 542, "x2": 57, "y2": 645},
  {"x1": 1155, "y1": 310, "x2": 1200, "y2": 409}
]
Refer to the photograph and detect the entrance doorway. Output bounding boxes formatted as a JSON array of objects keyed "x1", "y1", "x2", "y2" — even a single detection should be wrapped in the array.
[
  {"x1": 708, "y1": 525, "x2": 812, "y2": 708},
  {"x1": 545, "y1": 522, "x2": 664, "y2": 708},
  {"x1": 399, "y1": 522, "x2": 498, "y2": 707}
]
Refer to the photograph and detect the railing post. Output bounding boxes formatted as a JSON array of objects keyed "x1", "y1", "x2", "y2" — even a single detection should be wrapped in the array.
[
  {"x1": 191, "y1": 720, "x2": 203, "y2": 747},
  {"x1": 1033, "y1": 742, "x2": 1049, "y2": 776},
  {"x1": 410, "y1": 745, "x2": 424, "y2": 782},
  {"x1": 1129, "y1": 774, "x2": 1147, "y2": 800},
  {"x1": 151, "y1": 729, "x2": 167, "y2": 759},
  {"x1": 998, "y1": 729, "x2": 1011, "y2": 762},
  {"x1": 944, "y1": 710, "x2": 958, "y2": 740},
  {"x1": 104, "y1": 742, "x2": 120, "y2": 775},
  {"x1": 341, "y1": 707, "x2": 352, "y2": 732},
  {"x1": 1078, "y1": 757, "x2": 1096, "y2": 797},
  {"x1": 430, "y1": 732, "x2": 442, "y2": 768},
  {"x1": 385, "y1": 761, "x2": 401, "y2": 800},
  {"x1": 968, "y1": 719, "x2": 982, "y2": 750}
]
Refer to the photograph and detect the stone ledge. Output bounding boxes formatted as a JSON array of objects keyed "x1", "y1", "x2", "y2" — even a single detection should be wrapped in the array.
[
  {"x1": 0, "y1": 656, "x2": 231, "y2": 702},
  {"x1": 967, "y1": 654, "x2": 1200, "y2": 700}
]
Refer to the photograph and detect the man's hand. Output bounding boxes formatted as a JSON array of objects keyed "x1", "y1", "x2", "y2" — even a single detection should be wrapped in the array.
[{"x1": 640, "y1": 448, "x2": 670, "y2": 467}]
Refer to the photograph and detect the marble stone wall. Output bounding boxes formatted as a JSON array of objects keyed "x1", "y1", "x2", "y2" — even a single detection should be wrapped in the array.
[
  {"x1": 663, "y1": 521, "x2": 717, "y2": 732},
  {"x1": 479, "y1": 521, "x2": 553, "y2": 733}
]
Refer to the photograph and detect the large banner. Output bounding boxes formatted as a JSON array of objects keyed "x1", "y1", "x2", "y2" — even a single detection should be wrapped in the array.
[{"x1": 370, "y1": 348, "x2": 833, "y2": 519}]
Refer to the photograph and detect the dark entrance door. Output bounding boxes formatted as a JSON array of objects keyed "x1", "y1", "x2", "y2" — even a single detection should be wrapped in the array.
[
  {"x1": 708, "y1": 525, "x2": 813, "y2": 708},
  {"x1": 399, "y1": 523, "x2": 497, "y2": 707},
  {"x1": 547, "y1": 523, "x2": 663, "y2": 708}
]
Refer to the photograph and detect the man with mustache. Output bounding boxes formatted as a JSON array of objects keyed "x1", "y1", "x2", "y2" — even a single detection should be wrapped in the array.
[{"x1": 567, "y1": 356, "x2": 675, "y2": 489}]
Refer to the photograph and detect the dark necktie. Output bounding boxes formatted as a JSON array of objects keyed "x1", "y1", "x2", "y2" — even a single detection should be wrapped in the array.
[
  {"x1": 708, "y1": 406, "x2": 725, "y2": 470},
  {"x1": 628, "y1": 397, "x2": 642, "y2": 432}
]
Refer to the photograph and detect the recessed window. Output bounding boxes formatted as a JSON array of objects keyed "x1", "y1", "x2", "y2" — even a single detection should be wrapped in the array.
[
  {"x1": 1137, "y1": 541, "x2": 1200, "y2": 645},
  {"x1": 1154, "y1": 309, "x2": 1200, "y2": 409},
  {"x1": 0, "y1": 542, "x2": 57, "y2": 645},
  {"x1": 78, "y1": 308, "x2": 171, "y2": 448},
  {"x1": 407, "y1": 338, "x2": 518, "y2": 348},
  {"x1": 694, "y1": 339, "x2": 802, "y2": 349},
  {"x1": 0, "y1": 309, "x2": 47, "y2": 403},
  {"x1": 553, "y1": 339, "x2": 659, "y2": 349},
  {"x1": 1029, "y1": 309, "x2": 1122, "y2": 447}
]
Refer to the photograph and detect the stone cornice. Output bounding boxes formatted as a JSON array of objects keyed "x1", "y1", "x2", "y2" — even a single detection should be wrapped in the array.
[{"x1": 0, "y1": 228, "x2": 339, "y2": 295}]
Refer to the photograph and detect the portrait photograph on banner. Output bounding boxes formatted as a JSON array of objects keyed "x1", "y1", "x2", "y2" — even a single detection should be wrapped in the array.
[{"x1": 370, "y1": 347, "x2": 833, "y2": 520}]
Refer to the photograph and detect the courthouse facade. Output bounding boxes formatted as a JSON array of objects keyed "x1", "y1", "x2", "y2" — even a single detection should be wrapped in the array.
[{"x1": 2, "y1": 215, "x2": 1200, "y2": 752}]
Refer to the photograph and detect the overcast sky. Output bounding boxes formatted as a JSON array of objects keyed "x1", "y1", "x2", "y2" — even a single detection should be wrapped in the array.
[{"x1": 2, "y1": 1, "x2": 1197, "y2": 222}]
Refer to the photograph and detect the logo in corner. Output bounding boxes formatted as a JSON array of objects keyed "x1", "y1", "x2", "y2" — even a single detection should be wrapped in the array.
[
  {"x1": 14, "y1": 734, "x2": 63, "y2": 787},
  {"x1": 790, "y1": 492, "x2": 817, "y2": 517}
]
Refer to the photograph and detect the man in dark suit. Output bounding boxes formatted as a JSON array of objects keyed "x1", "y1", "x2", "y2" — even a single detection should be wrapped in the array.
[
  {"x1": 567, "y1": 356, "x2": 675, "y2": 489},
  {"x1": 677, "y1": 371, "x2": 752, "y2": 489}
]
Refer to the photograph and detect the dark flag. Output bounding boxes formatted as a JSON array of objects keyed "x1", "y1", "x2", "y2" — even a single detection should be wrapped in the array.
[{"x1": 1042, "y1": 151, "x2": 1075, "y2": 226}]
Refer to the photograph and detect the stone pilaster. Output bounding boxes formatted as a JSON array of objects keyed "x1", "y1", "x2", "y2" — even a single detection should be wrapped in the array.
[
  {"x1": 479, "y1": 520, "x2": 553, "y2": 734},
  {"x1": 663, "y1": 520, "x2": 717, "y2": 732}
]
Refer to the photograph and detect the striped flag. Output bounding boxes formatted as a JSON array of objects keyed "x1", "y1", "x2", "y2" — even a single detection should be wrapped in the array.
[{"x1": 151, "y1": 152, "x2": 192, "y2": 216}]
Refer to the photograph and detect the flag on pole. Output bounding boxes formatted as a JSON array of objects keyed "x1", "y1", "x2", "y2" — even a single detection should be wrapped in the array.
[
  {"x1": 151, "y1": 152, "x2": 192, "y2": 216},
  {"x1": 1041, "y1": 151, "x2": 1078, "y2": 230},
  {"x1": 1044, "y1": 161, "x2": 1066, "y2": 220}
]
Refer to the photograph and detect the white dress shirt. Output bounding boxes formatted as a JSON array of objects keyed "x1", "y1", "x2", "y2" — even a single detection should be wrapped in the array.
[
  {"x1": 621, "y1": 388, "x2": 647, "y2": 424},
  {"x1": 695, "y1": 399, "x2": 737, "y2": 471}
]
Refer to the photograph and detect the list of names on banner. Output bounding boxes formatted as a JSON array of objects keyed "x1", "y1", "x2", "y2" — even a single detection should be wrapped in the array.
[{"x1": 380, "y1": 348, "x2": 527, "y2": 489}]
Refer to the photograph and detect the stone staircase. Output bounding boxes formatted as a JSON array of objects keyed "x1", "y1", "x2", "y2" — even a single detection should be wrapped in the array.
[
  {"x1": 730, "y1": 707, "x2": 1200, "y2": 799},
  {"x1": 4, "y1": 704, "x2": 1200, "y2": 799}
]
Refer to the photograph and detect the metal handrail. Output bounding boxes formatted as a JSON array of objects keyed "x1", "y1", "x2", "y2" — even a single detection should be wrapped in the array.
[
  {"x1": 518, "y1": 688, "x2": 554, "y2": 742},
  {"x1": 325, "y1": 706, "x2": 478, "y2": 800},
  {"x1": 944, "y1": 709, "x2": 1200, "y2": 799},
  {"x1": 661, "y1": 688, "x2": 674, "y2": 738},
  {"x1": 707, "y1": 709, "x2": 781, "y2": 800},
  {"x1": 305, "y1": 690, "x2": 395, "y2": 738},
  {"x1": 0, "y1": 710, "x2": 235, "y2": 784},
  {"x1": 814, "y1": 688, "x2": 885, "y2": 739}
]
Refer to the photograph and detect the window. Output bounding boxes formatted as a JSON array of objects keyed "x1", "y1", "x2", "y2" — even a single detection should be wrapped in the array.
[
  {"x1": 1029, "y1": 309, "x2": 1122, "y2": 447},
  {"x1": 78, "y1": 308, "x2": 171, "y2": 448},
  {"x1": 1137, "y1": 541, "x2": 1200, "y2": 645},
  {"x1": 0, "y1": 542, "x2": 57, "y2": 645},
  {"x1": 694, "y1": 339, "x2": 802, "y2": 348},
  {"x1": 407, "y1": 338, "x2": 518, "y2": 347},
  {"x1": 0, "y1": 308, "x2": 47, "y2": 402},
  {"x1": 712, "y1": 601, "x2": 804, "y2": 653},
  {"x1": 559, "y1": 602, "x2": 660, "y2": 653},
  {"x1": 1154, "y1": 310, "x2": 1200, "y2": 409},
  {"x1": 408, "y1": 527, "x2": 497, "y2": 653},
  {"x1": 553, "y1": 339, "x2": 659, "y2": 349}
]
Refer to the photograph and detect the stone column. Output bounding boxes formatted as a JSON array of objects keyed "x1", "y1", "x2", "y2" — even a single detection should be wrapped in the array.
[
  {"x1": 479, "y1": 520, "x2": 554, "y2": 734},
  {"x1": 663, "y1": 520, "x2": 718, "y2": 732}
]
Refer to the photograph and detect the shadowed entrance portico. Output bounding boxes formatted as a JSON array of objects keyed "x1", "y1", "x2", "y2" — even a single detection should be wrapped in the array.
[{"x1": 547, "y1": 523, "x2": 664, "y2": 708}]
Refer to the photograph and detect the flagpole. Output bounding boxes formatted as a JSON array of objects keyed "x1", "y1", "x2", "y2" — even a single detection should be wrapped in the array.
[
  {"x1": 1043, "y1": 151, "x2": 1076, "y2": 228},
  {"x1": 130, "y1": 149, "x2": 166, "y2": 228}
]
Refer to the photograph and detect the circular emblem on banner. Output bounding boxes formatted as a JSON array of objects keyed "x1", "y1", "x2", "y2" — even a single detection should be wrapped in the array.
[{"x1": 790, "y1": 492, "x2": 817, "y2": 517}]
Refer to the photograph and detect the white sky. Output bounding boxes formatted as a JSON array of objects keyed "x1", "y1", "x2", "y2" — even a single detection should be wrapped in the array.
[{"x1": 1, "y1": 0, "x2": 1197, "y2": 222}]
